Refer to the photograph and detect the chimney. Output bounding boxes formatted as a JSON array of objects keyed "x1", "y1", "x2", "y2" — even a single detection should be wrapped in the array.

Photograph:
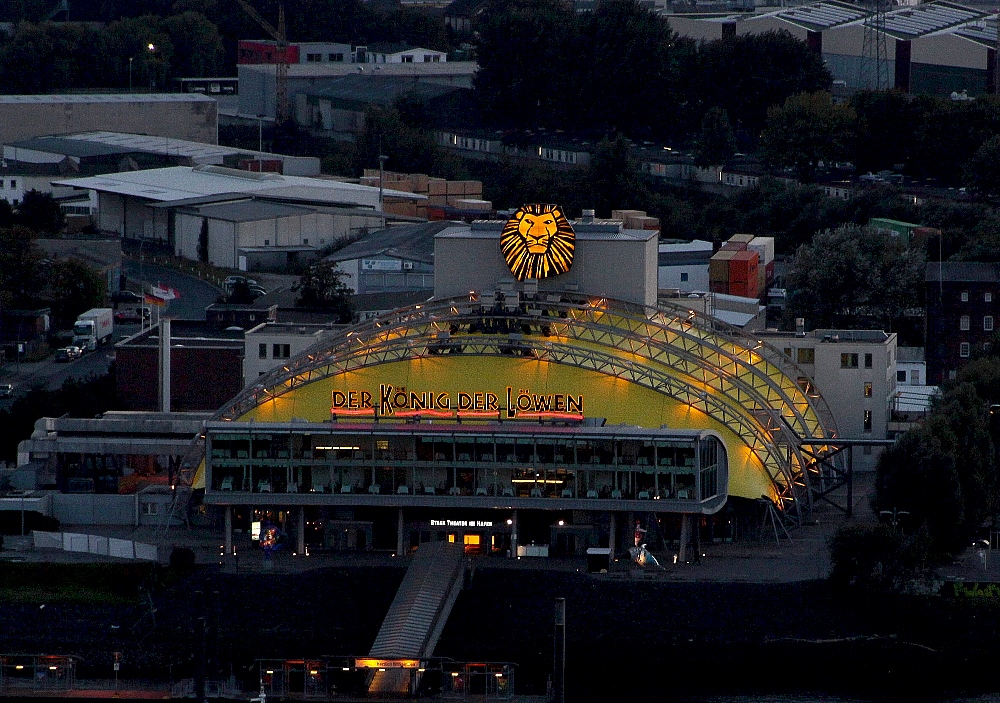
[
  {"x1": 795, "y1": 317, "x2": 806, "y2": 337},
  {"x1": 581, "y1": 209, "x2": 595, "y2": 224}
]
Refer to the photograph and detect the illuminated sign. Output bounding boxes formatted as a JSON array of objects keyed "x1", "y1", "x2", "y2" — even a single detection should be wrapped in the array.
[
  {"x1": 431, "y1": 519, "x2": 494, "y2": 527},
  {"x1": 331, "y1": 384, "x2": 583, "y2": 420},
  {"x1": 500, "y1": 204, "x2": 575, "y2": 281},
  {"x1": 354, "y1": 659, "x2": 420, "y2": 669}
]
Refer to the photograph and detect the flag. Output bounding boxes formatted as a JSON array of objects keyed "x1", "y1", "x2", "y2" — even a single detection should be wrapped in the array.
[
  {"x1": 150, "y1": 284, "x2": 179, "y2": 301},
  {"x1": 144, "y1": 293, "x2": 166, "y2": 307}
]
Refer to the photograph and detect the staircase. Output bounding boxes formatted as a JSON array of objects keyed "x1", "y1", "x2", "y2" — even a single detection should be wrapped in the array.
[{"x1": 367, "y1": 541, "x2": 465, "y2": 695}]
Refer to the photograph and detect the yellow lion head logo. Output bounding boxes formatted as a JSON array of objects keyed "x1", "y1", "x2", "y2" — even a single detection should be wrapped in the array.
[{"x1": 500, "y1": 204, "x2": 576, "y2": 280}]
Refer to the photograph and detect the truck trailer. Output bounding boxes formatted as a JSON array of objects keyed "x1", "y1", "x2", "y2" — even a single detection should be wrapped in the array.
[{"x1": 72, "y1": 308, "x2": 114, "y2": 351}]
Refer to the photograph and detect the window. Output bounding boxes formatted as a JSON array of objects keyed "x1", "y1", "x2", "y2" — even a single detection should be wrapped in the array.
[
  {"x1": 962, "y1": 291, "x2": 970, "y2": 302},
  {"x1": 986, "y1": 316, "x2": 994, "y2": 331},
  {"x1": 783, "y1": 347, "x2": 793, "y2": 358},
  {"x1": 306, "y1": 53, "x2": 322, "y2": 62},
  {"x1": 960, "y1": 342, "x2": 971, "y2": 358},
  {"x1": 911, "y1": 369, "x2": 920, "y2": 385},
  {"x1": 961, "y1": 315, "x2": 971, "y2": 331},
  {"x1": 272, "y1": 343, "x2": 290, "y2": 359},
  {"x1": 864, "y1": 353, "x2": 872, "y2": 368},
  {"x1": 797, "y1": 348, "x2": 815, "y2": 364},
  {"x1": 258, "y1": 343, "x2": 267, "y2": 359},
  {"x1": 303, "y1": 238, "x2": 308, "y2": 245},
  {"x1": 841, "y1": 353, "x2": 859, "y2": 368},
  {"x1": 987, "y1": 292, "x2": 993, "y2": 303},
  {"x1": 264, "y1": 239, "x2": 270, "y2": 246},
  {"x1": 329, "y1": 53, "x2": 344, "y2": 62},
  {"x1": 896, "y1": 370, "x2": 906, "y2": 382},
  {"x1": 864, "y1": 382, "x2": 873, "y2": 397},
  {"x1": 863, "y1": 410, "x2": 872, "y2": 433},
  {"x1": 424, "y1": 54, "x2": 433, "y2": 62},
  {"x1": 680, "y1": 272, "x2": 689, "y2": 282},
  {"x1": 142, "y1": 502, "x2": 158, "y2": 516},
  {"x1": 401, "y1": 55, "x2": 413, "y2": 63},
  {"x1": 8, "y1": 180, "x2": 15, "y2": 189}
]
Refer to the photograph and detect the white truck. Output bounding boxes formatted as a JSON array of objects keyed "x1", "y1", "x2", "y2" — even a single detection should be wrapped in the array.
[{"x1": 72, "y1": 308, "x2": 114, "y2": 351}]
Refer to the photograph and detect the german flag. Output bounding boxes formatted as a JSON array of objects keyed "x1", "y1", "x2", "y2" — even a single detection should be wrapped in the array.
[{"x1": 144, "y1": 293, "x2": 166, "y2": 307}]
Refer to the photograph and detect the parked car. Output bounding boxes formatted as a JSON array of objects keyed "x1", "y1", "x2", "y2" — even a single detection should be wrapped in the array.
[
  {"x1": 114, "y1": 310, "x2": 143, "y2": 324},
  {"x1": 0, "y1": 383, "x2": 13, "y2": 397}
]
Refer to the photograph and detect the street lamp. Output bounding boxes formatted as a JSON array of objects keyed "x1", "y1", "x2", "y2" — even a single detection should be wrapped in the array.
[
  {"x1": 147, "y1": 43, "x2": 156, "y2": 90},
  {"x1": 128, "y1": 57, "x2": 133, "y2": 92},
  {"x1": 257, "y1": 114, "x2": 265, "y2": 172},
  {"x1": 378, "y1": 154, "x2": 388, "y2": 225}
]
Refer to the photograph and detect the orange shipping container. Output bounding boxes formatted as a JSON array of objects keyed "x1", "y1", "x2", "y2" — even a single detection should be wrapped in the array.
[{"x1": 728, "y1": 251, "x2": 758, "y2": 283}]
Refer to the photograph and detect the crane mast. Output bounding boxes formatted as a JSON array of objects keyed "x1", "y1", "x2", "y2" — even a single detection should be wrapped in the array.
[{"x1": 236, "y1": 0, "x2": 290, "y2": 124}]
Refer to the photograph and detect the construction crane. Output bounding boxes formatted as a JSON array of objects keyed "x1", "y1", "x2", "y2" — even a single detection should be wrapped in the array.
[{"x1": 236, "y1": 0, "x2": 290, "y2": 125}]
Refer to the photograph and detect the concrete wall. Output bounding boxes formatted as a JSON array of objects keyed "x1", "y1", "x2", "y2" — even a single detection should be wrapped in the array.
[
  {"x1": 52, "y1": 493, "x2": 135, "y2": 525},
  {"x1": 434, "y1": 226, "x2": 658, "y2": 307},
  {"x1": 0, "y1": 97, "x2": 217, "y2": 145},
  {"x1": 658, "y1": 263, "x2": 710, "y2": 292}
]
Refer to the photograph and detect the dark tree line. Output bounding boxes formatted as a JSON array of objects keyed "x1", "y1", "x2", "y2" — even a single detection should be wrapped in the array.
[{"x1": 474, "y1": 0, "x2": 831, "y2": 146}]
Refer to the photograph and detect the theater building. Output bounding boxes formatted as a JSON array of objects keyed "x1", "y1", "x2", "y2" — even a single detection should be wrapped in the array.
[{"x1": 191, "y1": 208, "x2": 839, "y2": 559}]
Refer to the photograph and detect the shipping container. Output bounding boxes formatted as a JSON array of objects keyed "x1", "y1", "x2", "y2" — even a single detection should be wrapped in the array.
[
  {"x1": 748, "y1": 236, "x2": 775, "y2": 265},
  {"x1": 721, "y1": 241, "x2": 747, "y2": 252},
  {"x1": 710, "y1": 250, "x2": 737, "y2": 282},
  {"x1": 765, "y1": 260, "x2": 775, "y2": 284},
  {"x1": 729, "y1": 250, "x2": 759, "y2": 283},
  {"x1": 710, "y1": 281, "x2": 728, "y2": 294},
  {"x1": 729, "y1": 233, "x2": 755, "y2": 244}
]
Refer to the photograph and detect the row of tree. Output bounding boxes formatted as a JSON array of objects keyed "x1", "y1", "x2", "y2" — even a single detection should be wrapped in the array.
[
  {"x1": 0, "y1": 0, "x2": 453, "y2": 93},
  {"x1": 756, "y1": 90, "x2": 1000, "y2": 187},
  {"x1": 474, "y1": 0, "x2": 830, "y2": 146}
]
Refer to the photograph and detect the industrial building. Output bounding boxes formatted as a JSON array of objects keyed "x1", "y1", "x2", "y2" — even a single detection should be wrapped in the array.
[
  {"x1": 667, "y1": 0, "x2": 1000, "y2": 95},
  {"x1": 238, "y1": 61, "x2": 477, "y2": 122},
  {"x1": 54, "y1": 165, "x2": 421, "y2": 268},
  {"x1": 0, "y1": 94, "x2": 218, "y2": 145},
  {"x1": 177, "y1": 210, "x2": 862, "y2": 560}
]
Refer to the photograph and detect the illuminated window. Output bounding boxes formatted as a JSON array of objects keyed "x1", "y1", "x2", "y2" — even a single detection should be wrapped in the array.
[
  {"x1": 961, "y1": 316, "x2": 970, "y2": 331},
  {"x1": 376, "y1": 440, "x2": 389, "y2": 450},
  {"x1": 864, "y1": 382, "x2": 872, "y2": 397},
  {"x1": 463, "y1": 534, "x2": 480, "y2": 546},
  {"x1": 986, "y1": 292, "x2": 993, "y2": 303},
  {"x1": 863, "y1": 410, "x2": 872, "y2": 432},
  {"x1": 797, "y1": 348, "x2": 815, "y2": 364},
  {"x1": 960, "y1": 342, "x2": 971, "y2": 358},
  {"x1": 447, "y1": 534, "x2": 456, "y2": 543},
  {"x1": 962, "y1": 291, "x2": 969, "y2": 302},
  {"x1": 986, "y1": 316, "x2": 994, "y2": 331}
]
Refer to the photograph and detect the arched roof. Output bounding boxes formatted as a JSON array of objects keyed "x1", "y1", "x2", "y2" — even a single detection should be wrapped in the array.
[{"x1": 203, "y1": 293, "x2": 837, "y2": 523}]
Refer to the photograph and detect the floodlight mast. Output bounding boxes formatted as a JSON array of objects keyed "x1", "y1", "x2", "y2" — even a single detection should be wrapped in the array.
[{"x1": 236, "y1": 0, "x2": 291, "y2": 125}]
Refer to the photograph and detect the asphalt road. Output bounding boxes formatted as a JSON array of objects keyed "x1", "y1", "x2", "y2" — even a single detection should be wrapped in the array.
[{"x1": 123, "y1": 259, "x2": 222, "y2": 320}]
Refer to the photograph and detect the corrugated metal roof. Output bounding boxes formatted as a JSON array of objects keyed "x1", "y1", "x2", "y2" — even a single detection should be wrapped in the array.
[
  {"x1": 54, "y1": 165, "x2": 422, "y2": 206},
  {"x1": 926, "y1": 261, "x2": 1000, "y2": 282},
  {"x1": 188, "y1": 200, "x2": 316, "y2": 222},
  {"x1": 880, "y1": 1, "x2": 985, "y2": 38},
  {"x1": 764, "y1": 0, "x2": 870, "y2": 30},
  {"x1": 0, "y1": 93, "x2": 215, "y2": 104},
  {"x1": 327, "y1": 221, "x2": 453, "y2": 264}
]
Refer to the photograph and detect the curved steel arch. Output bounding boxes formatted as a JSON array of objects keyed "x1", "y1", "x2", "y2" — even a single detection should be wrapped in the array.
[{"x1": 194, "y1": 294, "x2": 838, "y2": 522}]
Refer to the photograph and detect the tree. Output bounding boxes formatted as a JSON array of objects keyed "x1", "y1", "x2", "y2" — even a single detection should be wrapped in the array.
[
  {"x1": 692, "y1": 30, "x2": 832, "y2": 145},
  {"x1": 47, "y1": 258, "x2": 107, "y2": 328},
  {"x1": 693, "y1": 107, "x2": 736, "y2": 167},
  {"x1": 964, "y1": 135, "x2": 1000, "y2": 199},
  {"x1": 15, "y1": 190, "x2": 65, "y2": 234},
  {"x1": 474, "y1": 0, "x2": 580, "y2": 130},
  {"x1": 294, "y1": 260, "x2": 354, "y2": 322},
  {"x1": 850, "y1": 90, "x2": 918, "y2": 174},
  {"x1": 584, "y1": 134, "x2": 648, "y2": 216},
  {"x1": 828, "y1": 524, "x2": 930, "y2": 593},
  {"x1": 0, "y1": 225, "x2": 45, "y2": 306},
  {"x1": 759, "y1": 92, "x2": 855, "y2": 182},
  {"x1": 160, "y1": 11, "x2": 224, "y2": 78},
  {"x1": 784, "y1": 224, "x2": 923, "y2": 329}
]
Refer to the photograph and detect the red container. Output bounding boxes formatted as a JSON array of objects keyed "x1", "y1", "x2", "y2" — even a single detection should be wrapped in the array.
[
  {"x1": 721, "y1": 241, "x2": 747, "y2": 252},
  {"x1": 729, "y1": 251, "x2": 759, "y2": 283}
]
